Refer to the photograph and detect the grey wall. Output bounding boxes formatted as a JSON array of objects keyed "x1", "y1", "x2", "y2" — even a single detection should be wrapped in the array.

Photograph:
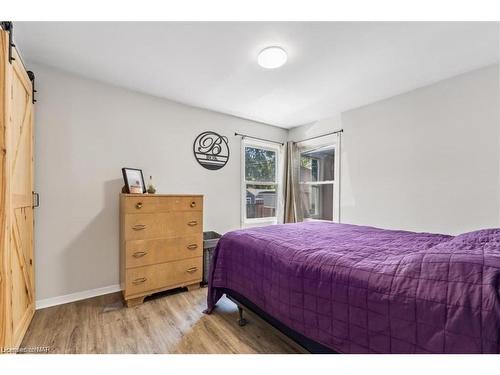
[
  {"x1": 289, "y1": 64, "x2": 500, "y2": 234},
  {"x1": 32, "y1": 63, "x2": 287, "y2": 302},
  {"x1": 33, "y1": 62, "x2": 499, "y2": 304}
]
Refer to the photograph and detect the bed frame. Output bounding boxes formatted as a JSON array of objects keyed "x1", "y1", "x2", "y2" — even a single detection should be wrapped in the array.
[{"x1": 221, "y1": 288, "x2": 337, "y2": 354}]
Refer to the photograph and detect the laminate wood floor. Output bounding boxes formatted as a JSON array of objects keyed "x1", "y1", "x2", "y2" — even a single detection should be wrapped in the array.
[{"x1": 21, "y1": 287, "x2": 307, "y2": 354}]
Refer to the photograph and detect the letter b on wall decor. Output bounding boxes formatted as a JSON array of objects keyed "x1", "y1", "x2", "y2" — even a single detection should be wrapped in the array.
[{"x1": 193, "y1": 131, "x2": 230, "y2": 170}]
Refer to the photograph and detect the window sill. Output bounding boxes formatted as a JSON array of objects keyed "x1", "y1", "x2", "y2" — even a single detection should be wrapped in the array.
[
  {"x1": 243, "y1": 218, "x2": 277, "y2": 227},
  {"x1": 303, "y1": 218, "x2": 336, "y2": 223}
]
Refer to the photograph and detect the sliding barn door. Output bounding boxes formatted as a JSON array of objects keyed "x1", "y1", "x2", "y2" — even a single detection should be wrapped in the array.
[
  {"x1": 9, "y1": 45, "x2": 35, "y2": 348},
  {"x1": 0, "y1": 27, "x2": 8, "y2": 350},
  {"x1": 0, "y1": 29, "x2": 35, "y2": 349}
]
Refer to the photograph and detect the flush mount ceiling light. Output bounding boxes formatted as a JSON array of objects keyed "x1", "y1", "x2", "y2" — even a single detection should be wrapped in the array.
[{"x1": 257, "y1": 46, "x2": 287, "y2": 69}]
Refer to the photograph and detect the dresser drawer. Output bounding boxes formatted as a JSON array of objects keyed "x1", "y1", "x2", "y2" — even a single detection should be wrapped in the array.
[
  {"x1": 122, "y1": 196, "x2": 167, "y2": 213},
  {"x1": 122, "y1": 196, "x2": 203, "y2": 213},
  {"x1": 125, "y1": 257, "x2": 202, "y2": 297},
  {"x1": 170, "y1": 196, "x2": 203, "y2": 212},
  {"x1": 124, "y1": 211, "x2": 202, "y2": 240},
  {"x1": 125, "y1": 236, "x2": 202, "y2": 268}
]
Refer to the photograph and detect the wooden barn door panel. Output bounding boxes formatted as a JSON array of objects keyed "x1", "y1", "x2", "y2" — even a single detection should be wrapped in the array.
[
  {"x1": 0, "y1": 28, "x2": 10, "y2": 350},
  {"x1": 11, "y1": 207, "x2": 34, "y2": 343},
  {"x1": 11, "y1": 70, "x2": 33, "y2": 208},
  {"x1": 9, "y1": 46, "x2": 34, "y2": 347},
  {"x1": 0, "y1": 37, "x2": 35, "y2": 349}
]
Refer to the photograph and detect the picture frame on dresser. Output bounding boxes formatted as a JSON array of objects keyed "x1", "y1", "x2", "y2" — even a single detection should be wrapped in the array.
[{"x1": 122, "y1": 167, "x2": 146, "y2": 194}]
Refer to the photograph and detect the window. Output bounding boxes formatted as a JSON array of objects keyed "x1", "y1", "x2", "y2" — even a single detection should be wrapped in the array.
[
  {"x1": 242, "y1": 140, "x2": 281, "y2": 224},
  {"x1": 299, "y1": 145, "x2": 335, "y2": 220}
]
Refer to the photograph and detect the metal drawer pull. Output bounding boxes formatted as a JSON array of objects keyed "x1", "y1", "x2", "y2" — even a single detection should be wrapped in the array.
[
  {"x1": 187, "y1": 220, "x2": 197, "y2": 226},
  {"x1": 132, "y1": 224, "x2": 147, "y2": 230},
  {"x1": 187, "y1": 244, "x2": 198, "y2": 250},
  {"x1": 186, "y1": 267, "x2": 198, "y2": 273},
  {"x1": 132, "y1": 277, "x2": 147, "y2": 284},
  {"x1": 190, "y1": 201, "x2": 196, "y2": 208},
  {"x1": 135, "y1": 202, "x2": 143, "y2": 209},
  {"x1": 132, "y1": 251, "x2": 148, "y2": 258}
]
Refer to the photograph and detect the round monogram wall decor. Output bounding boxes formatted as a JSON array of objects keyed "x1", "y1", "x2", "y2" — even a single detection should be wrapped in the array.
[{"x1": 193, "y1": 131, "x2": 230, "y2": 170}]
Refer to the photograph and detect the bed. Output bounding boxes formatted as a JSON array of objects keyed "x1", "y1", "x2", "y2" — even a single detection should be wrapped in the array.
[{"x1": 205, "y1": 221, "x2": 500, "y2": 354}]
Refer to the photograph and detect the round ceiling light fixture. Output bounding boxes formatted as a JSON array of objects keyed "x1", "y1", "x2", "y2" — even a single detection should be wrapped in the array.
[{"x1": 257, "y1": 46, "x2": 287, "y2": 69}]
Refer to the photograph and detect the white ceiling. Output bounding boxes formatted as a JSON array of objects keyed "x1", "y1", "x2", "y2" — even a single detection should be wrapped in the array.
[{"x1": 14, "y1": 22, "x2": 500, "y2": 128}]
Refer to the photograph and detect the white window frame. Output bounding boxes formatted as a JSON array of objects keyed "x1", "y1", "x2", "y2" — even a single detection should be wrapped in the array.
[
  {"x1": 299, "y1": 156, "x2": 323, "y2": 218},
  {"x1": 297, "y1": 137, "x2": 340, "y2": 223},
  {"x1": 241, "y1": 138, "x2": 283, "y2": 226}
]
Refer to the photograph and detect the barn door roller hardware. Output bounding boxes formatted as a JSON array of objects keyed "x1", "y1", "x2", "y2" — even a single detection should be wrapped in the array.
[
  {"x1": 1, "y1": 22, "x2": 37, "y2": 103},
  {"x1": 27, "y1": 71, "x2": 37, "y2": 104},
  {"x1": 0, "y1": 21, "x2": 15, "y2": 64}
]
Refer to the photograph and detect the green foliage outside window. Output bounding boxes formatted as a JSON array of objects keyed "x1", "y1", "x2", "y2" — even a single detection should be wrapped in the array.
[{"x1": 245, "y1": 147, "x2": 276, "y2": 182}]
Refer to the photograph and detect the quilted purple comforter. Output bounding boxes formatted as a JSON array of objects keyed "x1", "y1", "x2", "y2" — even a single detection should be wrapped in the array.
[{"x1": 206, "y1": 222, "x2": 500, "y2": 353}]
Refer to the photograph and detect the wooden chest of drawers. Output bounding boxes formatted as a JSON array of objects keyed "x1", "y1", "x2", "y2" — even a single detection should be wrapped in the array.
[{"x1": 120, "y1": 194, "x2": 203, "y2": 307}]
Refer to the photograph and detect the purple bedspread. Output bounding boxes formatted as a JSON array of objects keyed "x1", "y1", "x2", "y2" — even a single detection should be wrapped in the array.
[{"x1": 206, "y1": 222, "x2": 500, "y2": 353}]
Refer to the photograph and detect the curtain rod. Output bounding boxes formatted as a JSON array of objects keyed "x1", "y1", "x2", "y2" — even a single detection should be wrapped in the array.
[
  {"x1": 293, "y1": 129, "x2": 343, "y2": 144},
  {"x1": 234, "y1": 132, "x2": 285, "y2": 146}
]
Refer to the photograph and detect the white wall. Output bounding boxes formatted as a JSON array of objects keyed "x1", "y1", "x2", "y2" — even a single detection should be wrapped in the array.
[
  {"x1": 32, "y1": 63, "x2": 287, "y2": 302},
  {"x1": 32, "y1": 62, "x2": 500, "y2": 304},
  {"x1": 498, "y1": 64, "x2": 500, "y2": 226},
  {"x1": 289, "y1": 64, "x2": 500, "y2": 234}
]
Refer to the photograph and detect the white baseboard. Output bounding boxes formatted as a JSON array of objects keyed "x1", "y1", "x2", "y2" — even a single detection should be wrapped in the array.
[{"x1": 35, "y1": 284, "x2": 121, "y2": 310}]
